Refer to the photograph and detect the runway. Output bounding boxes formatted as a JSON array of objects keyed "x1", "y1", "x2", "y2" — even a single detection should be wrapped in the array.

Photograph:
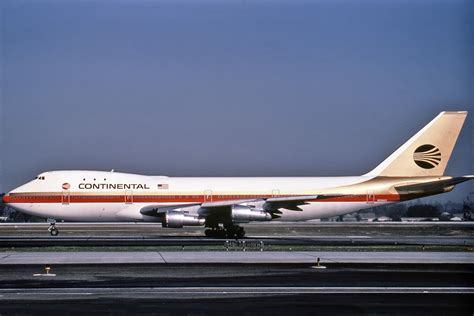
[
  {"x1": 1, "y1": 291, "x2": 472, "y2": 315},
  {"x1": 0, "y1": 259, "x2": 472, "y2": 314},
  {"x1": 2, "y1": 287, "x2": 473, "y2": 297},
  {"x1": 1, "y1": 222, "x2": 472, "y2": 314}
]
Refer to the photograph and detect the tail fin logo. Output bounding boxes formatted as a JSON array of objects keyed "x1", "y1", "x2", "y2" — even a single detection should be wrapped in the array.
[{"x1": 413, "y1": 144, "x2": 441, "y2": 169}]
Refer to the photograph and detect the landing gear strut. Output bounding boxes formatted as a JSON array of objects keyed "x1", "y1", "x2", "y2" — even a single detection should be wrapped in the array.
[
  {"x1": 205, "y1": 225, "x2": 245, "y2": 239},
  {"x1": 204, "y1": 228, "x2": 226, "y2": 238},
  {"x1": 48, "y1": 223, "x2": 59, "y2": 236}
]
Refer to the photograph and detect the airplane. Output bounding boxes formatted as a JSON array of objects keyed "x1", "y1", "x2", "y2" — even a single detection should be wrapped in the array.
[{"x1": 2, "y1": 111, "x2": 473, "y2": 237}]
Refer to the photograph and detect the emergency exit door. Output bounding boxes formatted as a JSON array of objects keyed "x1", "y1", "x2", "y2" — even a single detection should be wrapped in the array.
[
  {"x1": 204, "y1": 190, "x2": 213, "y2": 203},
  {"x1": 367, "y1": 190, "x2": 375, "y2": 204}
]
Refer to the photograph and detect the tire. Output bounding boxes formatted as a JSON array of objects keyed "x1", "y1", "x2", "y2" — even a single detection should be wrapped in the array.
[
  {"x1": 50, "y1": 228, "x2": 59, "y2": 236},
  {"x1": 226, "y1": 226, "x2": 244, "y2": 239},
  {"x1": 236, "y1": 228, "x2": 245, "y2": 238}
]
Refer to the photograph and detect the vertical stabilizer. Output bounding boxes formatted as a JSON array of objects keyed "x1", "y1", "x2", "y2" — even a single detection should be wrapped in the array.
[{"x1": 365, "y1": 111, "x2": 467, "y2": 177}]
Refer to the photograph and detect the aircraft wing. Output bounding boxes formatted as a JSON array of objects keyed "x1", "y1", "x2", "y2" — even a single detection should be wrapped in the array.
[
  {"x1": 140, "y1": 194, "x2": 336, "y2": 219},
  {"x1": 201, "y1": 199, "x2": 259, "y2": 208},
  {"x1": 200, "y1": 195, "x2": 321, "y2": 208}
]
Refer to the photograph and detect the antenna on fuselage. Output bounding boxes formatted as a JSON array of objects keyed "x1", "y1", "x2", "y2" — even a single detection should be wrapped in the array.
[{"x1": 111, "y1": 169, "x2": 114, "y2": 173}]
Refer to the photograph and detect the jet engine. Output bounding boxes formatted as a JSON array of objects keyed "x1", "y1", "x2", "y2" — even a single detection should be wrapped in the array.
[
  {"x1": 230, "y1": 205, "x2": 272, "y2": 223},
  {"x1": 162, "y1": 211, "x2": 205, "y2": 228}
]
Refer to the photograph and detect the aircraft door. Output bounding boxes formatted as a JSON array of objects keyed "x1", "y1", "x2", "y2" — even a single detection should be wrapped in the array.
[
  {"x1": 204, "y1": 190, "x2": 212, "y2": 203},
  {"x1": 125, "y1": 190, "x2": 133, "y2": 204},
  {"x1": 62, "y1": 190, "x2": 70, "y2": 205},
  {"x1": 367, "y1": 190, "x2": 375, "y2": 204},
  {"x1": 272, "y1": 190, "x2": 280, "y2": 198}
]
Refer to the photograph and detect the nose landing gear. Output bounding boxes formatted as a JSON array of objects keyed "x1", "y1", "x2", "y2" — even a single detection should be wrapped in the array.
[{"x1": 47, "y1": 221, "x2": 59, "y2": 236}]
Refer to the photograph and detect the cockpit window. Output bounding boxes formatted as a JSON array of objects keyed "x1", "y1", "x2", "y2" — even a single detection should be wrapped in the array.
[{"x1": 35, "y1": 176, "x2": 46, "y2": 180}]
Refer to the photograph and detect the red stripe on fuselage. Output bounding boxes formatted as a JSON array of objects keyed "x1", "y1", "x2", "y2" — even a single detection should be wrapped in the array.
[{"x1": 4, "y1": 193, "x2": 400, "y2": 204}]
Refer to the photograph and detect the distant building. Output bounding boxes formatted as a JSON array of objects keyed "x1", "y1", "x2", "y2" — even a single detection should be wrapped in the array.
[
  {"x1": 373, "y1": 216, "x2": 392, "y2": 222},
  {"x1": 357, "y1": 212, "x2": 376, "y2": 222},
  {"x1": 401, "y1": 217, "x2": 439, "y2": 222}
]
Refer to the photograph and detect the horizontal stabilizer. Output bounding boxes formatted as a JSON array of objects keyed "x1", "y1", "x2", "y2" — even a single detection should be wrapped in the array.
[{"x1": 395, "y1": 176, "x2": 474, "y2": 195}]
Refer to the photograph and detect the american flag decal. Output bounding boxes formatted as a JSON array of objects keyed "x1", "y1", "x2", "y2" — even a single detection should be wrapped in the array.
[{"x1": 157, "y1": 184, "x2": 169, "y2": 189}]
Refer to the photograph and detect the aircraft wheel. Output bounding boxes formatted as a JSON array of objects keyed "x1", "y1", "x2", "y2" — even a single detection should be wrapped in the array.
[
  {"x1": 225, "y1": 226, "x2": 244, "y2": 239},
  {"x1": 205, "y1": 228, "x2": 227, "y2": 238},
  {"x1": 50, "y1": 227, "x2": 59, "y2": 236},
  {"x1": 236, "y1": 227, "x2": 245, "y2": 238},
  {"x1": 216, "y1": 229, "x2": 227, "y2": 238},
  {"x1": 48, "y1": 223, "x2": 59, "y2": 236}
]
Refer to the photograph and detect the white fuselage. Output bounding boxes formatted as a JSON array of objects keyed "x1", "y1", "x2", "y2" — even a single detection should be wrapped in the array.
[{"x1": 5, "y1": 170, "x2": 399, "y2": 222}]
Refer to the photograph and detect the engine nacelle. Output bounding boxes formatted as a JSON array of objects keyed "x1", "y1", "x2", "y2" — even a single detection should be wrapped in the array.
[
  {"x1": 231, "y1": 205, "x2": 272, "y2": 223},
  {"x1": 162, "y1": 211, "x2": 205, "y2": 228}
]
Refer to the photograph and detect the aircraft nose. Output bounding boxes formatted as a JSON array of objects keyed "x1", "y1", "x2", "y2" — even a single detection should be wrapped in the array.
[{"x1": 2, "y1": 194, "x2": 11, "y2": 204}]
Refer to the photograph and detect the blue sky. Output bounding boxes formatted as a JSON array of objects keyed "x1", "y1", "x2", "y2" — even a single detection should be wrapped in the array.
[{"x1": 0, "y1": 0, "x2": 473, "y2": 202}]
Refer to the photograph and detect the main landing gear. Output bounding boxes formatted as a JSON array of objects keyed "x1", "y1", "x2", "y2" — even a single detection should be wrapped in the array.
[
  {"x1": 47, "y1": 221, "x2": 59, "y2": 236},
  {"x1": 205, "y1": 225, "x2": 245, "y2": 239}
]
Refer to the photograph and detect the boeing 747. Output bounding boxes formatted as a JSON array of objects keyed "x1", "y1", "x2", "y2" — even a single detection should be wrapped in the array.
[{"x1": 3, "y1": 111, "x2": 473, "y2": 237}]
